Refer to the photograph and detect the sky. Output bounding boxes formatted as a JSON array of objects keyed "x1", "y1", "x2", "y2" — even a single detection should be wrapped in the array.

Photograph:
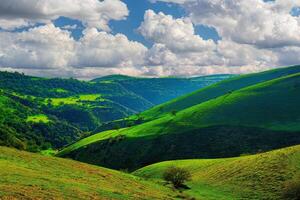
[{"x1": 0, "y1": 0, "x2": 300, "y2": 79}]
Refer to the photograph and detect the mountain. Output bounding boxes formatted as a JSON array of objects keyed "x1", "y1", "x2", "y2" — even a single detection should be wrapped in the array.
[
  {"x1": 134, "y1": 145, "x2": 300, "y2": 200},
  {"x1": 0, "y1": 71, "x2": 229, "y2": 151},
  {"x1": 59, "y1": 66, "x2": 300, "y2": 170},
  {"x1": 0, "y1": 146, "x2": 173, "y2": 200}
]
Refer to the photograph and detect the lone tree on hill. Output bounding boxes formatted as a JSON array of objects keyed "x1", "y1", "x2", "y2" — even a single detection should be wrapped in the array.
[{"x1": 163, "y1": 166, "x2": 191, "y2": 188}]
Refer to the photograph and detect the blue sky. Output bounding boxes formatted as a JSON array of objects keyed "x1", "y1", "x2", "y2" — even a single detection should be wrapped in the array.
[
  {"x1": 52, "y1": 0, "x2": 220, "y2": 46},
  {"x1": 0, "y1": 0, "x2": 299, "y2": 79}
]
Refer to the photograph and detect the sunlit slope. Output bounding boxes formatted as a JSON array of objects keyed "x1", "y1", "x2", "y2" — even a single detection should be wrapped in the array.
[
  {"x1": 0, "y1": 147, "x2": 173, "y2": 200},
  {"x1": 139, "y1": 65, "x2": 300, "y2": 121},
  {"x1": 170, "y1": 72, "x2": 300, "y2": 131},
  {"x1": 134, "y1": 145, "x2": 300, "y2": 200},
  {"x1": 0, "y1": 92, "x2": 83, "y2": 151},
  {"x1": 59, "y1": 72, "x2": 300, "y2": 170}
]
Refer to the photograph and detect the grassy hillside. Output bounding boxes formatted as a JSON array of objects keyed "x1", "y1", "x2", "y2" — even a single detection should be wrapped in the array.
[
  {"x1": 0, "y1": 71, "x2": 229, "y2": 151},
  {"x1": 0, "y1": 92, "x2": 83, "y2": 151},
  {"x1": 134, "y1": 145, "x2": 300, "y2": 200},
  {"x1": 138, "y1": 65, "x2": 300, "y2": 121},
  {"x1": 0, "y1": 146, "x2": 174, "y2": 200},
  {"x1": 59, "y1": 68, "x2": 300, "y2": 170},
  {"x1": 0, "y1": 71, "x2": 229, "y2": 128}
]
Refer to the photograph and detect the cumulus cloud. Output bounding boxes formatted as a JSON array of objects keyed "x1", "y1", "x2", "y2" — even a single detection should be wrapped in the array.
[
  {"x1": 0, "y1": 24, "x2": 75, "y2": 69},
  {"x1": 157, "y1": 0, "x2": 300, "y2": 49},
  {"x1": 0, "y1": 24, "x2": 147, "y2": 74},
  {"x1": 0, "y1": 0, "x2": 128, "y2": 31},
  {"x1": 0, "y1": 0, "x2": 300, "y2": 78},
  {"x1": 139, "y1": 10, "x2": 215, "y2": 53},
  {"x1": 73, "y1": 28, "x2": 147, "y2": 68},
  {"x1": 137, "y1": 0, "x2": 300, "y2": 77},
  {"x1": 139, "y1": 10, "x2": 277, "y2": 76}
]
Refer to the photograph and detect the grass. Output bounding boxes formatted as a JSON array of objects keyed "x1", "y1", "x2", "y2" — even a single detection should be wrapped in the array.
[
  {"x1": 52, "y1": 88, "x2": 69, "y2": 93},
  {"x1": 26, "y1": 114, "x2": 50, "y2": 123},
  {"x1": 58, "y1": 70, "x2": 300, "y2": 172},
  {"x1": 47, "y1": 94, "x2": 104, "y2": 106},
  {"x1": 40, "y1": 149, "x2": 57, "y2": 156},
  {"x1": 137, "y1": 65, "x2": 300, "y2": 122},
  {"x1": 134, "y1": 145, "x2": 300, "y2": 200},
  {"x1": 0, "y1": 146, "x2": 174, "y2": 200},
  {"x1": 59, "y1": 72, "x2": 300, "y2": 158},
  {"x1": 170, "y1": 72, "x2": 300, "y2": 131}
]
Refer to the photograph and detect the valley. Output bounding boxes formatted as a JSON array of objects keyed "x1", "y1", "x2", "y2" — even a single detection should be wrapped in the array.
[
  {"x1": 59, "y1": 66, "x2": 300, "y2": 170},
  {"x1": 0, "y1": 71, "x2": 228, "y2": 152}
]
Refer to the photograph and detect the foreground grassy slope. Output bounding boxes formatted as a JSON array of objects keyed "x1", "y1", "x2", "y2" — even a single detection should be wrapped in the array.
[
  {"x1": 134, "y1": 145, "x2": 300, "y2": 200},
  {"x1": 0, "y1": 146, "x2": 174, "y2": 200},
  {"x1": 138, "y1": 65, "x2": 300, "y2": 121},
  {"x1": 59, "y1": 71, "x2": 300, "y2": 170}
]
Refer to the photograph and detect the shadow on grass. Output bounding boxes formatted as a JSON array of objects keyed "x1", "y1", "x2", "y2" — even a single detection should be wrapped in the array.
[{"x1": 62, "y1": 125, "x2": 300, "y2": 171}]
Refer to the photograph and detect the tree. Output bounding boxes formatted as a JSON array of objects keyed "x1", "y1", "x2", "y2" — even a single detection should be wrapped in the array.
[
  {"x1": 163, "y1": 166, "x2": 191, "y2": 188},
  {"x1": 171, "y1": 110, "x2": 177, "y2": 116}
]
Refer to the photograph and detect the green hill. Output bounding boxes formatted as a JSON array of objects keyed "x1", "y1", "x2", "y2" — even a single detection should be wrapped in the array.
[
  {"x1": 59, "y1": 67, "x2": 300, "y2": 170},
  {"x1": 0, "y1": 71, "x2": 229, "y2": 126},
  {"x1": 0, "y1": 91, "x2": 83, "y2": 152},
  {"x1": 0, "y1": 71, "x2": 229, "y2": 151},
  {"x1": 134, "y1": 145, "x2": 300, "y2": 200},
  {"x1": 138, "y1": 65, "x2": 300, "y2": 121},
  {"x1": 0, "y1": 146, "x2": 174, "y2": 200}
]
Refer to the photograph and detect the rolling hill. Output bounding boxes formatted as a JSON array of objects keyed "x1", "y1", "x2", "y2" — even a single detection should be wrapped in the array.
[
  {"x1": 59, "y1": 66, "x2": 300, "y2": 170},
  {"x1": 134, "y1": 145, "x2": 300, "y2": 200},
  {"x1": 137, "y1": 65, "x2": 300, "y2": 122},
  {"x1": 0, "y1": 146, "x2": 174, "y2": 200},
  {"x1": 0, "y1": 71, "x2": 229, "y2": 151},
  {"x1": 0, "y1": 91, "x2": 83, "y2": 152}
]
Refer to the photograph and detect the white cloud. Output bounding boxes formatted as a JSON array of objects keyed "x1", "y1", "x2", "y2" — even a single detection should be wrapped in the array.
[
  {"x1": 1, "y1": 0, "x2": 300, "y2": 78},
  {"x1": 165, "y1": 0, "x2": 300, "y2": 48},
  {"x1": 73, "y1": 28, "x2": 147, "y2": 68},
  {"x1": 139, "y1": 10, "x2": 215, "y2": 53},
  {"x1": 0, "y1": 24, "x2": 75, "y2": 69},
  {"x1": 138, "y1": 10, "x2": 277, "y2": 77},
  {"x1": 275, "y1": 46, "x2": 300, "y2": 66},
  {"x1": 137, "y1": 0, "x2": 300, "y2": 77},
  {"x1": 0, "y1": 24, "x2": 147, "y2": 77},
  {"x1": 0, "y1": 0, "x2": 128, "y2": 31}
]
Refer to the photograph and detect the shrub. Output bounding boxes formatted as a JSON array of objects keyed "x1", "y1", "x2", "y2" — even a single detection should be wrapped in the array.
[
  {"x1": 282, "y1": 176, "x2": 300, "y2": 200},
  {"x1": 163, "y1": 166, "x2": 191, "y2": 188},
  {"x1": 171, "y1": 110, "x2": 177, "y2": 116}
]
